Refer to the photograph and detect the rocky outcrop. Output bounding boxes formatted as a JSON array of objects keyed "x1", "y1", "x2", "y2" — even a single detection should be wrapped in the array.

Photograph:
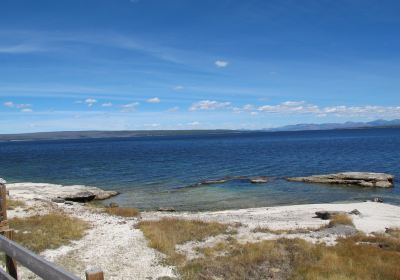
[
  {"x1": 0, "y1": 178, "x2": 6, "y2": 184},
  {"x1": 93, "y1": 190, "x2": 120, "y2": 200},
  {"x1": 6, "y1": 182, "x2": 120, "y2": 203},
  {"x1": 287, "y1": 172, "x2": 394, "y2": 188}
]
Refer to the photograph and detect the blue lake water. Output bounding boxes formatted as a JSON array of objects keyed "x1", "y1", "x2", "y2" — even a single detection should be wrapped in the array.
[{"x1": 1, "y1": 128, "x2": 400, "y2": 211}]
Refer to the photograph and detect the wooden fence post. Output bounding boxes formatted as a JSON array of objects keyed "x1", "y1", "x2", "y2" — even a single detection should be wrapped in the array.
[
  {"x1": 85, "y1": 268, "x2": 104, "y2": 280},
  {"x1": 0, "y1": 183, "x2": 7, "y2": 221},
  {"x1": 0, "y1": 182, "x2": 18, "y2": 279},
  {"x1": 3, "y1": 229, "x2": 18, "y2": 279}
]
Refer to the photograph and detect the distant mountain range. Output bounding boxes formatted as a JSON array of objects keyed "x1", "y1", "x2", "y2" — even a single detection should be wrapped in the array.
[
  {"x1": 267, "y1": 119, "x2": 400, "y2": 132},
  {"x1": 0, "y1": 119, "x2": 399, "y2": 142}
]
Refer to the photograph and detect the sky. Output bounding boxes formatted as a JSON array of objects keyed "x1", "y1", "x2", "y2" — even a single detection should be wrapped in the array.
[{"x1": 1, "y1": 0, "x2": 400, "y2": 133}]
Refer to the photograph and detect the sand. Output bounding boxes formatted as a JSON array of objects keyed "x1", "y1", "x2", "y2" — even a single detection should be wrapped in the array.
[{"x1": 5, "y1": 182, "x2": 400, "y2": 279}]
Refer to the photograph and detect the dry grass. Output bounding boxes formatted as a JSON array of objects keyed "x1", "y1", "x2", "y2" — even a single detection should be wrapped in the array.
[
  {"x1": 328, "y1": 213, "x2": 354, "y2": 227},
  {"x1": 183, "y1": 232, "x2": 400, "y2": 280},
  {"x1": 9, "y1": 212, "x2": 89, "y2": 253},
  {"x1": 140, "y1": 217, "x2": 399, "y2": 280},
  {"x1": 139, "y1": 218, "x2": 229, "y2": 264},
  {"x1": 104, "y1": 207, "x2": 140, "y2": 217},
  {"x1": 252, "y1": 226, "x2": 323, "y2": 235},
  {"x1": 7, "y1": 199, "x2": 26, "y2": 210}
]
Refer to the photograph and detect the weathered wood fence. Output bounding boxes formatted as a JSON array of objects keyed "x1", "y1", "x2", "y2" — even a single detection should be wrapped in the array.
[{"x1": 0, "y1": 182, "x2": 104, "y2": 280}]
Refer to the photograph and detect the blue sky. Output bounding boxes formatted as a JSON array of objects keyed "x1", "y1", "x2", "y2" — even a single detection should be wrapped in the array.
[{"x1": 1, "y1": 0, "x2": 400, "y2": 133}]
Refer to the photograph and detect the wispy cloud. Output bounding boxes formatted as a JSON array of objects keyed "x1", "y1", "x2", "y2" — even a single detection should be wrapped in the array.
[
  {"x1": 101, "y1": 102, "x2": 113, "y2": 107},
  {"x1": 167, "y1": 106, "x2": 179, "y2": 112},
  {"x1": 173, "y1": 85, "x2": 184, "y2": 91},
  {"x1": 0, "y1": 30, "x2": 184, "y2": 64},
  {"x1": 3, "y1": 101, "x2": 31, "y2": 109},
  {"x1": 121, "y1": 102, "x2": 139, "y2": 112},
  {"x1": 215, "y1": 60, "x2": 229, "y2": 68},
  {"x1": 3, "y1": 101, "x2": 33, "y2": 112},
  {"x1": 146, "y1": 97, "x2": 160, "y2": 103},
  {"x1": 190, "y1": 100, "x2": 231, "y2": 111},
  {"x1": 3, "y1": 101, "x2": 15, "y2": 108},
  {"x1": 0, "y1": 44, "x2": 45, "y2": 54}
]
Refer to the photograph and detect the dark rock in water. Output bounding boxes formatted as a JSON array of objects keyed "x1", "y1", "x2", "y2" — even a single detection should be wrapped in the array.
[
  {"x1": 158, "y1": 207, "x2": 176, "y2": 212},
  {"x1": 64, "y1": 201, "x2": 74, "y2": 205},
  {"x1": 51, "y1": 197, "x2": 65, "y2": 203},
  {"x1": 287, "y1": 172, "x2": 394, "y2": 188},
  {"x1": 372, "y1": 197, "x2": 384, "y2": 203},
  {"x1": 108, "y1": 202, "x2": 119, "y2": 208},
  {"x1": 200, "y1": 179, "x2": 229, "y2": 185},
  {"x1": 349, "y1": 209, "x2": 361, "y2": 215},
  {"x1": 184, "y1": 175, "x2": 270, "y2": 189},
  {"x1": 315, "y1": 211, "x2": 345, "y2": 220},
  {"x1": 64, "y1": 191, "x2": 96, "y2": 203}
]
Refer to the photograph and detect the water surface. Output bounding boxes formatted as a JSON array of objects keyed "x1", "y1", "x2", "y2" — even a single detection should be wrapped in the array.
[{"x1": 1, "y1": 128, "x2": 399, "y2": 210}]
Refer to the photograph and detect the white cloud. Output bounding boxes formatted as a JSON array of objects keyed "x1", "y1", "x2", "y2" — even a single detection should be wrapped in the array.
[
  {"x1": 85, "y1": 98, "x2": 97, "y2": 107},
  {"x1": 190, "y1": 100, "x2": 231, "y2": 111},
  {"x1": 173, "y1": 85, "x2": 184, "y2": 91},
  {"x1": 257, "y1": 101, "x2": 400, "y2": 118},
  {"x1": 167, "y1": 106, "x2": 179, "y2": 112},
  {"x1": 215, "y1": 60, "x2": 229, "y2": 68},
  {"x1": 20, "y1": 108, "x2": 33, "y2": 113},
  {"x1": 147, "y1": 97, "x2": 160, "y2": 103},
  {"x1": 102, "y1": 102, "x2": 113, "y2": 107},
  {"x1": 258, "y1": 101, "x2": 319, "y2": 114},
  {"x1": 188, "y1": 121, "x2": 200, "y2": 126},
  {"x1": 3, "y1": 101, "x2": 14, "y2": 108}
]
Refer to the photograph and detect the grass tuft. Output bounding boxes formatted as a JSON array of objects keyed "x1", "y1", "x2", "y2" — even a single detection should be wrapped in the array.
[
  {"x1": 328, "y1": 213, "x2": 354, "y2": 227},
  {"x1": 104, "y1": 207, "x2": 140, "y2": 217},
  {"x1": 9, "y1": 212, "x2": 89, "y2": 253},
  {"x1": 252, "y1": 226, "x2": 324, "y2": 235},
  {"x1": 7, "y1": 199, "x2": 26, "y2": 210}
]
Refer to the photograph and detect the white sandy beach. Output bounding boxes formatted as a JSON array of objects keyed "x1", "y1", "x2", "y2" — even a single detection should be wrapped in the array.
[{"x1": 5, "y1": 182, "x2": 400, "y2": 280}]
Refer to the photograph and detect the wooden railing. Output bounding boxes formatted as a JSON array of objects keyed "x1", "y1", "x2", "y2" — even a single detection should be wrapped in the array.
[{"x1": 0, "y1": 182, "x2": 104, "y2": 280}]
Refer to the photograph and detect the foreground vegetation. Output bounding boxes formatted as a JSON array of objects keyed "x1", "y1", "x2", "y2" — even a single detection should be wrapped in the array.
[
  {"x1": 139, "y1": 218, "x2": 231, "y2": 264},
  {"x1": 139, "y1": 217, "x2": 400, "y2": 280},
  {"x1": 7, "y1": 199, "x2": 26, "y2": 210},
  {"x1": 9, "y1": 213, "x2": 89, "y2": 253}
]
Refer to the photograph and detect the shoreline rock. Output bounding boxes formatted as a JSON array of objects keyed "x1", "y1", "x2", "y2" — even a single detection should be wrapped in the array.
[
  {"x1": 287, "y1": 172, "x2": 394, "y2": 188},
  {"x1": 5, "y1": 182, "x2": 120, "y2": 203}
]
